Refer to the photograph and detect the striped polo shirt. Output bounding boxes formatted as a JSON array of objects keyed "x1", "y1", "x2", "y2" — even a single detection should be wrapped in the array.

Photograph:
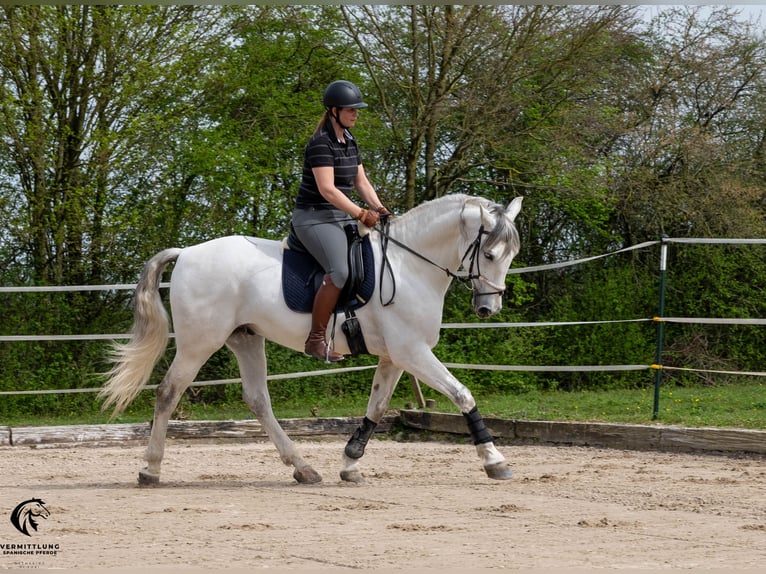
[{"x1": 295, "y1": 120, "x2": 361, "y2": 209}]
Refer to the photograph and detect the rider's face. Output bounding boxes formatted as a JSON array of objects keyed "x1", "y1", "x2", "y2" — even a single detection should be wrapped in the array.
[{"x1": 338, "y1": 107, "x2": 359, "y2": 127}]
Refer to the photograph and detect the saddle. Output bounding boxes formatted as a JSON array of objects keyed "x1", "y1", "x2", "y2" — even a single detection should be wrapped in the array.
[{"x1": 282, "y1": 223, "x2": 375, "y2": 355}]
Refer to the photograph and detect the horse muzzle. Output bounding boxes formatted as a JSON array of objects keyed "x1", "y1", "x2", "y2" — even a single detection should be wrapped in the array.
[{"x1": 473, "y1": 292, "x2": 503, "y2": 318}]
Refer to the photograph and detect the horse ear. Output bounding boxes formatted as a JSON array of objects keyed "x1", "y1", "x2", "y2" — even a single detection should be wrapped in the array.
[
  {"x1": 462, "y1": 197, "x2": 493, "y2": 233},
  {"x1": 479, "y1": 202, "x2": 494, "y2": 229},
  {"x1": 506, "y1": 196, "x2": 523, "y2": 221}
]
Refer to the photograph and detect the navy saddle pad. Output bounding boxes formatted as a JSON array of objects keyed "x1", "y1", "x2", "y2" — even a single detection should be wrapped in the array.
[{"x1": 281, "y1": 229, "x2": 375, "y2": 314}]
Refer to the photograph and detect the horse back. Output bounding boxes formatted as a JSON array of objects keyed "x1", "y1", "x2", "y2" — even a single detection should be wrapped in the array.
[{"x1": 170, "y1": 236, "x2": 283, "y2": 293}]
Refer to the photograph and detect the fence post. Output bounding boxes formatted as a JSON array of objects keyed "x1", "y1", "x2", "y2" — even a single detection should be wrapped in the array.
[{"x1": 652, "y1": 235, "x2": 669, "y2": 420}]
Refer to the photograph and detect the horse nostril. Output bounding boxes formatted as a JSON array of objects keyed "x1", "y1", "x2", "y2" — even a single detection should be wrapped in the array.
[{"x1": 476, "y1": 306, "x2": 491, "y2": 318}]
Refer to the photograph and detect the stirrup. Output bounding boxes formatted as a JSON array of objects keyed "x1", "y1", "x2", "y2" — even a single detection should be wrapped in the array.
[
  {"x1": 324, "y1": 347, "x2": 345, "y2": 363},
  {"x1": 304, "y1": 340, "x2": 344, "y2": 363}
]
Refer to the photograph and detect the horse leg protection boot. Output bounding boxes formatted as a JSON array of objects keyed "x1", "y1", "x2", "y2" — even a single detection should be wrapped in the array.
[
  {"x1": 463, "y1": 406, "x2": 494, "y2": 445},
  {"x1": 344, "y1": 417, "x2": 378, "y2": 459},
  {"x1": 304, "y1": 274, "x2": 345, "y2": 363}
]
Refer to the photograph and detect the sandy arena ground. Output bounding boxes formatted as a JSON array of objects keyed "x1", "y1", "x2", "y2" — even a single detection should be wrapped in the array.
[{"x1": 1, "y1": 435, "x2": 765, "y2": 572}]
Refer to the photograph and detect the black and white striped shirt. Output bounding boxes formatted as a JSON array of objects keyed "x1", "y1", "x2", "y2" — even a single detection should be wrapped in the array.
[{"x1": 295, "y1": 120, "x2": 361, "y2": 210}]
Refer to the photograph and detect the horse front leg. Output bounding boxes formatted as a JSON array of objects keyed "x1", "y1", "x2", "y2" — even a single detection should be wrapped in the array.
[
  {"x1": 341, "y1": 358, "x2": 403, "y2": 483},
  {"x1": 227, "y1": 330, "x2": 321, "y2": 484},
  {"x1": 397, "y1": 348, "x2": 513, "y2": 481},
  {"x1": 463, "y1": 406, "x2": 514, "y2": 480}
]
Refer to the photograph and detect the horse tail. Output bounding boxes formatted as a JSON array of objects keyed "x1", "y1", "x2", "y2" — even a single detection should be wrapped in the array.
[{"x1": 99, "y1": 248, "x2": 182, "y2": 416}]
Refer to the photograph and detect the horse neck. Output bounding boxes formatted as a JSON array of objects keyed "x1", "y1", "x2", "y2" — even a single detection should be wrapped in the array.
[{"x1": 389, "y1": 195, "x2": 467, "y2": 279}]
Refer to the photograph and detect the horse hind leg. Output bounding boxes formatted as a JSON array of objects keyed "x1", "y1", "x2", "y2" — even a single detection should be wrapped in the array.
[
  {"x1": 139, "y1": 350, "x2": 210, "y2": 486},
  {"x1": 226, "y1": 329, "x2": 321, "y2": 484},
  {"x1": 340, "y1": 358, "x2": 403, "y2": 483}
]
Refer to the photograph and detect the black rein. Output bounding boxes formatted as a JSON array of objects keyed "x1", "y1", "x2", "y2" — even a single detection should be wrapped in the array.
[{"x1": 376, "y1": 217, "x2": 501, "y2": 307}]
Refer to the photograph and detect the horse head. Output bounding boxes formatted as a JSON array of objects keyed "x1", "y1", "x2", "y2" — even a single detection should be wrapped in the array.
[
  {"x1": 10, "y1": 498, "x2": 50, "y2": 537},
  {"x1": 460, "y1": 196, "x2": 523, "y2": 318}
]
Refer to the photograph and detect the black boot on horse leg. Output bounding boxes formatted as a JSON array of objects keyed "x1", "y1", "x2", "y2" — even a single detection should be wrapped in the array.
[
  {"x1": 304, "y1": 274, "x2": 345, "y2": 363},
  {"x1": 464, "y1": 406, "x2": 513, "y2": 480},
  {"x1": 340, "y1": 417, "x2": 378, "y2": 483}
]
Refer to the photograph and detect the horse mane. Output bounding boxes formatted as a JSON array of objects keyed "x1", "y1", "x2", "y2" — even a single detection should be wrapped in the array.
[
  {"x1": 484, "y1": 202, "x2": 521, "y2": 259},
  {"x1": 392, "y1": 193, "x2": 468, "y2": 223}
]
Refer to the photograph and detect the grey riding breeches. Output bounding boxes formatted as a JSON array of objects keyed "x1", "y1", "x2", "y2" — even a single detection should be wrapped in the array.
[{"x1": 291, "y1": 207, "x2": 351, "y2": 288}]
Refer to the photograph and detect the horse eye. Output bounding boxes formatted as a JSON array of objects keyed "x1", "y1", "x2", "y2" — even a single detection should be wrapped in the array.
[{"x1": 484, "y1": 252, "x2": 494, "y2": 262}]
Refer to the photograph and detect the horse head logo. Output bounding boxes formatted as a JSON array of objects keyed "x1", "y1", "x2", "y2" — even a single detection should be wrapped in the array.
[{"x1": 10, "y1": 498, "x2": 50, "y2": 537}]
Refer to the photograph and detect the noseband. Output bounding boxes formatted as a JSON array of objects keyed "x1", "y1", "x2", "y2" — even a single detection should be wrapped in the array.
[{"x1": 377, "y1": 218, "x2": 506, "y2": 306}]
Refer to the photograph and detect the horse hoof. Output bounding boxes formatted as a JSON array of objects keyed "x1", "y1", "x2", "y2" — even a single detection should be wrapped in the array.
[
  {"x1": 138, "y1": 469, "x2": 160, "y2": 486},
  {"x1": 293, "y1": 467, "x2": 322, "y2": 484},
  {"x1": 485, "y1": 462, "x2": 513, "y2": 480},
  {"x1": 340, "y1": 469, "x2": 365, "y2": 484}
]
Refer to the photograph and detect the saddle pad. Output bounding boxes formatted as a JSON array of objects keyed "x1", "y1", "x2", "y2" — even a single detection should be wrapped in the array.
[{"x1": 282, "y1": 235, "x2": 375, "y2": 314}]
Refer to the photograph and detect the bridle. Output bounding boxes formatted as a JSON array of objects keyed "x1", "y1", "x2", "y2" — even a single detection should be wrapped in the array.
[{"x1": 377, "y1": 216, "x2": 507, "y2": 307}]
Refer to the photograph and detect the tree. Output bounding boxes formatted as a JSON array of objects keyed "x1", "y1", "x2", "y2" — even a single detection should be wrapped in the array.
[
  {"x1": 0, "y1": 5, "x2": 227, "y2": 286},
  {"x1": 340, "y1": 5, "x2": 640, "y2": 213},
  {"x1": 0, "y1": 5, "x2": 227, "y2": 414},
  {"x1": 168, "y1": 6, "x2": 363, "y2": 241},
  {"x1": 611, "y1": 6, "x2": 766, "y2": 241}
]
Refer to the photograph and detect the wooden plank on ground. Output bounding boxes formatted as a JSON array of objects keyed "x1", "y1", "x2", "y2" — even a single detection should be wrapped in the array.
[
  {"x1": 0, "y1": 426, "x2": 11, "y2": 446},
  {"x1": 398, "y1": 410, "x2": 514, "y2": 439},
  {"x1": 164, "y1": 417, "x2": 395, "y2": 440},
  {"x1": 398, "y1": 410, "x2": 766, "y2": 456},
  {"x1": 659, "y1": 426, "x2": 766, "y2": 454},
  {"x1": 276, "y1": 416, "x2": 395, "y2": 436},
  {"x1": 11, "y1": 423, "x2": 150, "y2": 446},
  {"x1": 165, "y1": 419, "x2": 265, "y2": 440},
  {"x1": 9, "y1": 416, "x2": 396, "y2": 447},
  {"x1": 515, "y1": 420, "x2": 664, "y2": 451},
  {"x1": 399, "y1": 410, "x2": 468, "y2": 435}
]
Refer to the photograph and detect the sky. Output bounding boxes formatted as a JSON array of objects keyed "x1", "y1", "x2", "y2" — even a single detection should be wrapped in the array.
[{"x1": 640, "y1": 3, "x2": 765, "y2": 30}]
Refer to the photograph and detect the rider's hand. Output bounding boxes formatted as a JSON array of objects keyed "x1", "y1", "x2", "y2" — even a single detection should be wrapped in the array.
[
  {"x1": 357, "y1": 208, "x2": 380, "y2": 228},
  {"x1": 375, "y1": 205, "x2": 392, "y2": 223}
]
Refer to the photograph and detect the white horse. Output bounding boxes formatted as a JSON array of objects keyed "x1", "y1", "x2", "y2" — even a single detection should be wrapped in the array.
[{"x1": 99, "y1": 193, "x2": 523, "y2": 485}]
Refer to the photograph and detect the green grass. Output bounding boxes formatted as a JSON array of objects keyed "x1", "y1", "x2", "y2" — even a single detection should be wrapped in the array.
[
  {"x1": 3, "y1": 380, "x2": 766, "y2": 430},
  {"x1": 472, "y1": 382, "x2": 766, "y2": 429}
]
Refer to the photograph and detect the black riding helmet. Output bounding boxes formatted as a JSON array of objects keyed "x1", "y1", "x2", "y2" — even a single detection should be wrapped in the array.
[
  {"x1": 324, "y1": 81, "x2": 367, "y2": 130},
  {"x1": 323, "y1": 80, "x2": 368, "y2": 109}
]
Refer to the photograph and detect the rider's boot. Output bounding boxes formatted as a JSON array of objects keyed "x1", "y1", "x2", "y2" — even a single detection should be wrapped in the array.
[{"x1": 304, "y1": 274, "x2": 345, "y2": 363}]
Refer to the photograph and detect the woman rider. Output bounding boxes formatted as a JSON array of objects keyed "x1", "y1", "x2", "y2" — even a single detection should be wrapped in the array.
[{"x1": 291, "y1": 80, "x2": 390, "y2": 363}]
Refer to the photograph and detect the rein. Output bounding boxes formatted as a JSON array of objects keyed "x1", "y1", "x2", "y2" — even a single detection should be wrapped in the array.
[{"x1": 376, "y1": 217, "x2": 506, "y2": 307}]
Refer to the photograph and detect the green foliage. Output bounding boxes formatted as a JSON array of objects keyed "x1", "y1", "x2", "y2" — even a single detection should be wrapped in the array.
[
  {"x1": 433, "y1": 283, "x2": 538, "y2": 395},
  {"x1": 661, "y1": 244, "x2": 766, "y2": 384},
  {"x1": 524, "y1": 262, "x2": 657, "y2": 391}
]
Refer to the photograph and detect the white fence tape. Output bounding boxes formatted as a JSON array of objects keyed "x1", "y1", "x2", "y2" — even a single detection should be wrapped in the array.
[
  {"x1": 444, "y1": 363, "x2": 649, "y2": 372},
  {"x1": 5, "y1": 316, "x2": 764, "y2": 342},
  {"x1": 659, "y1": 317, "x2": 766, "y2": 325},
  {"x1": 661, "y1": 366, "x2": 766, "y2": 377},
  {"x1": 505, "y1": 240, "x2": 659, "y2": 274},
  {"x1": 442, "y1": 318, "x2": 652, "y2": 329},
  {"x1": 665, "y1": 238, "x2": 766, "y2": 245},
  {"x1": 0, "y1": 365, "x2": 380, "y2": 396},
  {"x1": 0, "y1": 282, "x2": 170, "y2": 293}
]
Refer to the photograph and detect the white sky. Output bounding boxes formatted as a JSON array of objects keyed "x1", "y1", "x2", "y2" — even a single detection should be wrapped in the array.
[{"x1": 640, "y1": 4, "x2": 765, "y2": 29}]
